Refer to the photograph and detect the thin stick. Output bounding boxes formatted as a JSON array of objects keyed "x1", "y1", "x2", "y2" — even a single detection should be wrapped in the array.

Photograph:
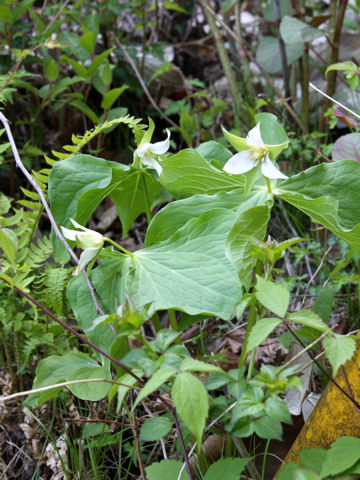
[
  {"x1": 310, "y1": 82, "x2": 360, "y2": 120},
  {"x1": 0, "y1": 378, "x2": 139, "y2": 403},
  {"x1": 114, "y1": 39, "x2": 179, "y2": 129},
  {"x1": 0, "y1": 277, "x2": 143, "y2": 384},
  {"x1": 173, "y1": 410, "x2": 194, "y2": 480},
  {"x1": 300, "y1": 245, "x2": 332, "y2": 309},
  {"x1": 0, "y1": 111, "x2": 104, "y2": 315}
]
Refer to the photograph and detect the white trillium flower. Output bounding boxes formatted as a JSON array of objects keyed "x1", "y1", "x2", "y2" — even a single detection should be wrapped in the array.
[
  {"x1": 223, "y1": 123, "x2": 288, "y2": 179},
  {"x1": 61, "y1": 219, "x2": 104, "y2": 275},
  {"x1": 136, "y1": 129, "x2": 171, "y2": 175}
]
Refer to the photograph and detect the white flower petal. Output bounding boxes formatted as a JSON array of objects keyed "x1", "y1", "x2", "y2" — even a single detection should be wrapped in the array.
[
  {"x1": 70, "y1": 218, "x2": 96, "y2": 234},
  {"x1": 223, "y1": 150, "x2": 256, "y2": 175},
  {"x1": 142, "y1": 157, "x2": 162, "y2": 175},
  {"x1": 148, "y1": 129, "x2": 170, "y2": 155},
  {"x1": 77, "y1": 231, "x2": 104, "y2": 249},
  {"x1": 246, "y1": 123, "x2": 265, "y2": 148},
  {"x1": 261, "y1": 155, "x2": 288, "y2": 179},
  {"x1": 73, "y1": 248, "x2": 99, "y2": 275},
  {"x1": 61, "y1": 226, "x2": 78, "y2": 241},
  {"x1": 136, "y1": 142, "x2": 151, "y2": 159}
]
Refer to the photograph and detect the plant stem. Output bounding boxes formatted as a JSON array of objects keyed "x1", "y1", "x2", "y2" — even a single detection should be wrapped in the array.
[
  {"x1": 201, "y1": 0, "x2": 245, "y2": 130},
  {"x1": 152, "y1": 312, "x2": 162, "y2": 333},
  {"x1": 172, "y1": 410, "x2": 194, "y2": 480},
  {"x1": 141, "y1": 173, "x2": 152, "y2": 224},
  {"x1": 1, "y1": 278, "x2": 144, "y2": 385},
  {"x1": 238, "y1": 299, "x2": 257, "y2": 368},
  {"x1": 261, "y1": 439, "x2": 271, "y2": 480},
  {"x1": 168, "y1": 309, "x2": 181, "y2": 344},
  {"x1": 105, "y1": 237, "x2": 134, "y2": 257},
  {"x1": 325, "y1": 0, "x2": 349, "y2": 109}
]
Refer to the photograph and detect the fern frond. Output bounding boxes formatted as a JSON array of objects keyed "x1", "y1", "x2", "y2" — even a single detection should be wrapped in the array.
[
  {"x1": 43, "y1": 267, "x2": 69, "y2": 315},
  {"x1": 25, "y1": 236, "x2": 53, "y2": 269},
  {"x1": 49, "y1": 115, "x2": 147, "y2": 162}
]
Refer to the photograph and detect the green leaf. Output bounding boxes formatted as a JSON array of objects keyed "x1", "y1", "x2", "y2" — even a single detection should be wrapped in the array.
[
  {"x1": 180, "y1": 358, "x2": 223, "y2": 373},
  {"x1": 280, "y1": 16, "x2": 324, "y2": 44},
  {"x1": 323, "y1": 334, "x2": 356, "y2": 376},
  {"x1": 115, "y1": 371, "x2": 141, "y2": 411},
  {"x1": 146, "y1": 189, "x2": 269, "y2": 246},
  {"x1": 160, "y1": 148, "x2": 244, "y2": 198},
  {"x1": 26, "y1": 351, "x2": 101, "y2": 407},
  {"x1": 88, "y1": 48, "x2": 114, "y2": 77},
  {"x1": 133, "y1": 368, "x2": 175, "y2": 409},
  {"x1": 226, "y1": 203, "x2": 272, "y2": 290},
  {"x1": 172, "y1": 372, "x2": 208, "y2": 449},
  {"x1": 255, "y1": 276, "x2": 290, "y2": 317},
  {"x1": 49, "y1": 155, "x2": 161, "y2": 260},
  {"x1": 70, "y1": 99, "x2": 99, "y2": 123},
  {"x1": 204, "y1": 457, "x2": 250, "y2": 480},
  {"x1": 127, "y1": 209, "x2": 242, "y2": 319},
  {"x1": 264, "y1": 397, "x2": 291, "y2": 423},
  {"x1": 101, "y1": 86, "x2": 128, "y2": 110},
  {"x1": 0, "y1": 6, "x2": 12, "y2": 23},
  {"x1": 299, "y1": 448, "x2": 328, "y2": 474},
  {"x1": 148, "y1": 62, "x2": 173, "y2": 84},
  {"x1": 164, "y1": 1, "x2": 188, "y2": 13},
  {"x1": 287, "y1": 310, "x2": 329, "y2": 332},
  {"x1": 67, "y1": 257, "x2": 126, "y2": 331},
  {"x1": 246, "y1": 318, "x2": 282, "y2": 354},
  {"x1": 326, "y1": 61, "x2": 360, "y2": 76},
  {"x1": 43, "y1": 56, "x2": 59, "y2": 83},
  {"x1": 68, "y1": 364, "x2": 111, "y2": 401},
  {"x1": 146, "y1": 460, "x2": 189, "y2": 480},
  {"x1": 139, "y1": 416, "x2": 173, "y2": 442},
  {"x1": 276, "y1": 160, "x2": 360, "y2": 252},
  {"x1": 256, "y1": 37, "x2": 304, "y2": 74},
  {"x1": 255, "y1": 112, "x2": 289, "y2": 158},
  {"x1": 79, "y1": 30, "x2": 97, "y2": 53},
  {"x1": 196, "y1": 141, "x2": 233, "y2": 168},
  {"x1": 0, "y1": 228, "x2": 18, "y2": 265},
  {"x1": 253, "y1": 415, "x2": 283, "y2": 440},
  {"x1": 321, "y1": 436, "x2": 360, "y2": 477}
]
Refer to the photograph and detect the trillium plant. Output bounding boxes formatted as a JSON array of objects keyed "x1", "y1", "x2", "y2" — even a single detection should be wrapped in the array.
[
  {"x1": 222, "y1": 123, "x2": 288, "y2": 180},
  {"x1": 19, "y1": 111, "x2": 360, "y2": 480}
]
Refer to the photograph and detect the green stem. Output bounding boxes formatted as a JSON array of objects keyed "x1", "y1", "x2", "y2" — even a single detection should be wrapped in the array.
[
  {"x1": 201, "y1": 0, "x2": 245, "y2": 130},
  {"x1": 152, "y1": 312, "x2": 162, "y2": 333},
  {"x1": 138, "y1": 334, "x2": 157, "y2": 355},
  {"x1": 261, "y1": 439, "x2": 271, "y2": 480},
  {"x1": 141, "y1": 174, "x2": 152, "y2": 224},
  {"x1": 168, "y1": 309, "x2": 181, "y2": 344},
  {"x1": 247, "y1": 349, "x2": 256, "y2": 379},
  {"x1": 265, "y1": 177, "x2": 272, "y2": 193},
  {"x1": 238, "y1": 300, "x2": 257, "y2": 368},
  {"x1": 105, "y1": 237, "x2": 134, "y2": 257}
]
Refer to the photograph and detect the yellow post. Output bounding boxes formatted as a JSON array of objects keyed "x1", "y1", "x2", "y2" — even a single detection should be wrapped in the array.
[{"x1": 275, "y1": 334, "x2": 360, "y2": 477}]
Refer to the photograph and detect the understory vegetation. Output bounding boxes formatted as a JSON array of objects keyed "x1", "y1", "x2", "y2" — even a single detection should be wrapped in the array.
[{"x1": 2, "y1": 1, "x2": 360, "y2": 479}]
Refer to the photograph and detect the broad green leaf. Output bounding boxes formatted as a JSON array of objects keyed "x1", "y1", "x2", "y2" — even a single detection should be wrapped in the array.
[
  {"x1": 246, "y1": 318, "x2": 282, "y2": 354},
  {"x1": 160, "y1": 148, "x2": 244, "y2": 198},
  {"x1": 299, "y1": 448, "x2": 328, "y2": 474},
  {"x1": 133, "y1": 368, "x2": 175, "y2": 409},
  {"x1": 321, "y1": 436, "x2": 360, "y2": 477},
  {"x1": 0, "y1": 5, "x2": 11, "y2": 23},
  {"x1": 256, "y1": 37, "x2": 304, "y2": 74},
  {"x1": 146, "y1": 189, "x2": 270, "y2": 246},
  {"x1": 226, "y1": 204, "x2": 272, "y2": 290},
  {"x1": 264, "y1": 397, "x2": 291, "y2": 423},
  {"x1": 26, "y1": 351, "x2": 101, "y2": 407},
  {"x1": 127, "y1": 209, "x2": 242, "y2": 319},
  {"x1": 196, "y1": 141, "x2": 233, "y2": 167},
  {"x1": 180, "y1": 358, "x2": 223, "y2": 373},
  {"x1": 323, "y1": 334, "x2": 356, "y2": 376},
  {"x1": 280, "y1": 16, "x2": 324, "y2": 44},
  {"x1": 204, "y1": 457, "x2": 250, "y2": 480},
  {"x1": 332, "y1": 133, "x2": 360, "y2": 162},
  {"x1": 172, "y1": 372, "x2": 208, "y2": 449},
  {"x1": 222, "y1": 127, "x2": 249, "y2": 151},
  {"x1": 79, "y1": 30, "x2": 97, "y2": 53},
  {"x1": 287, "y1": 310, "x2": 329, "y2": 332},
  {"x1": 67, "y1": 257, "x2": 126, "y2": 331},
  {"x1": 146, "y1": 460, "x2": 189, "y2": 480},
  {"x1": 68, "y1": 364, "x2": 111, "y2": 400},
  {"x1": 255, "y1": 276, "x2": 290, "y2": 317},
  {"x1": 205, "y1": 371, "x2": 231, "y2": 390},
  {"x1": 276, "y1": 160, "x2": 360, "y2": 252},
  {"x1": 49, "y1": 155, "x2": 160, "y2": 261},
  {"x1": 253, "y1": 415, "x2": 283, "y2": 440},
  {"x1": 139, "y1": 416, "x2": 173, "y2": 442},
  {"x1": 101, "y1": 86, "x2": 128, "y2": 110},
  {"x1": 88, "y1": 48, "x2": 114, "y2": 77}
]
